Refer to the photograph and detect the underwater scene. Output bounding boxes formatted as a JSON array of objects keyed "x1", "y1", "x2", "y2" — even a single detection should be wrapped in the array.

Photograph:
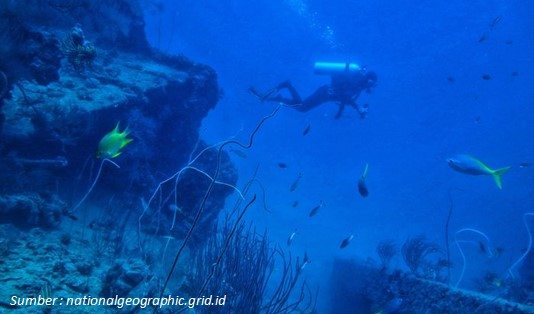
[{"x1": 0, "y1": 0, "x2": 533, "y2": 313}]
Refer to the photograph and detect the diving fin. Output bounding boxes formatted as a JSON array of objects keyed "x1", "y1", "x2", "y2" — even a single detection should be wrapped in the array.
[{"x1": 249, "y1": 86, "x2": 277, "y2": 101}]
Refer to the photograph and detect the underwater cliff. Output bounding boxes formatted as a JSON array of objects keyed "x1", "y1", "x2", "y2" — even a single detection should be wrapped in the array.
[
  {"x1": 0, "y1": 0, "x2": 234, "y2": 236},
  {"x1": 0, "y1": 0, "x2": 241, "y2": 312}
]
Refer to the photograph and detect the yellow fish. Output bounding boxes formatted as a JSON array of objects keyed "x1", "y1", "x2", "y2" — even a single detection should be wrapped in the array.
[
  {"x1": 447, "y1": 154, "x2": 511, "y2": 189},
  {"x1": 96, "y1": 122, "x2": 133, "y2": 158}
]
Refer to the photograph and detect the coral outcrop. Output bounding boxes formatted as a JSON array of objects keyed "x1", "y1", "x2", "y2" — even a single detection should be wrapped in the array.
[
  {"x1": 0, "y1": 1, "x2": 235, "y2": 244},
  {"x1": 0, "y1": 1, "x2": 239, "y2": 312},
  {"x1": 329, "y1": 258, "x2": 534, "y2": 314}
]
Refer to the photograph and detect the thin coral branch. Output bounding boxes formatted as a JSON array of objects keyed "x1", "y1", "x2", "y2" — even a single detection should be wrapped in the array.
[
  {"x1": 153, "y1": 105, "x2": 282, "y2": 313},
  {"x1": 0, "y1": 70, "x2": 7, "y2": 100},
  {"x1": 376, "y1": 240, "x2": 397, "y2": 268},
  {"x1": 70, "y1": 158, "x2": 120, "y2": 213}
]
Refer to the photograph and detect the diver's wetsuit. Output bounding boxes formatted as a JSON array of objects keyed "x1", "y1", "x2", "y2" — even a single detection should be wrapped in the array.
[{"x1": 264, "y1": 70, "x2": 375, "y2": 119}]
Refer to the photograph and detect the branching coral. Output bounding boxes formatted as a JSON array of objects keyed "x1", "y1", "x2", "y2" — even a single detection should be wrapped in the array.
[
  {"x1": 376, "y1": 240, "x2": 397, "y2": 268},
  {"x1": 401, "y1": 235, "x2": 448, "y2": 281},
  {"x1": 151, "y1": 105, "x2": 282, "y2": 313}
]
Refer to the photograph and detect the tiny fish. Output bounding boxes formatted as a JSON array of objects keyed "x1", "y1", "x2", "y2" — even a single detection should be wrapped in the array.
[
  {"x1": 489, "y1": 16, "x2": 502, "y2": 29},
  {"x1": 358, "y1": 163, "x2": 369, "y2": 197},
  {"x1": 292, "y1": 200, "x2": 299, "y2": 208},
  {"x1": 63, "y1": 211, "x2": 78, "y2": 221},
  {"x1": 97, "y1": 122, "x2": 133, "y2": 159},
  {"x1": 302, "y1": 124, "x2": 311, "y2": 136},
  {"x1": 169, "y1": 204, "x2": 183, "y2": 213},
  {"x1": 229, "y1": 148, "x2": 247, "y2": 159},
  {"x1": 482, "y1": 74, "x2": 491, "y2": 80},
  {"x1": 492, "y1": 247, "x2": 504, "y2": 258},
  {"x1": 447, "y1": 76, "x2": 455, "y2": 83},
  {"x1": 299, "y1": 251, "x2": 310, "y2": 272},
  {"x1": 519, "y1": 162, "x2": 531, "y2": 168},
  {"x1": 308, "y1": 201, "x2": 324, "y2": 217},
  {"x1": 511, "y1": 71, "x2": 519, "y2": 77},
  {"x1": 287, "y1": 230, "x2": 297, "y2": 246},
  {"x1": 289, "y1": 172, "x2": 302, "y2": 192},
  {"x1": 478, "y1": 33, "x2": 487, "y2": 43},
  {"x1": 340, "y1": 234, "x2": 354, "y2": 249},
  {"x1": 278, "y1": 162, "x2": 288, "y2": 168}
]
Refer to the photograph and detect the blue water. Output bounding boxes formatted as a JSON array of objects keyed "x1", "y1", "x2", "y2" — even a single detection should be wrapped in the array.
[{"x1": 141, "y1": 0, "x2": 534, "y2": 309}]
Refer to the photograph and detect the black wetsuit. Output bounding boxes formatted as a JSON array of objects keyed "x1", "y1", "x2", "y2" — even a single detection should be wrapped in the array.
[{"x1": 266, "y1": 70, "x2": 374, "y2": 119}]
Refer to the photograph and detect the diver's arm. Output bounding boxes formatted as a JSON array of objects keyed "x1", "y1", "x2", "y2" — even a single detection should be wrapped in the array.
[
  {"x1": 334, "y1": 103, "x2": 345, "y2": 119},
  {"x1": 347, "y1": 101, "x2": 368, "y2": 119}
]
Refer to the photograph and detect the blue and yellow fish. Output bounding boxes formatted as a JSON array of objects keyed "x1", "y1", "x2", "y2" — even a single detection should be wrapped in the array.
[
  {"x1": 447, "y1": 154, "x2": 511, "y2": 189},
  {"x1": 96, "y1": 122, "x2": 133, "y2": 159}
]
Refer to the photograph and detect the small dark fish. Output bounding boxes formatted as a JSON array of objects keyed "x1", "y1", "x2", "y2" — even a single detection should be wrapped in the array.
[
  {"x1": 292, "y1": 200, "x2": 299, "y2": 208},
  {"x1": 340, "y1": 235, "x2": 354, "y2": 249},
  {"x1": 478, "y1": 33, "x2": 487, "y2": 43},
  {"x1": 519, "y1": 162, "x2": 531, "y2": 168},
  {"x1": 482, "y1": 74, "x2": 492, "y2": 80},
  {"x1": 278, "y1": 162, "x2": 288, "y2": 168},
  {"x1": 289, "y1": 172, "x2": 302, "y2": 192},
  {"x1": 299, "y1": 251, "x2": 310, "y2": 272},
  {"x1": 63, "y1": 210, "x2": 78, "y2": 221},
  {"x1": 229, "y1": 148, "x2": 247, "y2": 159},
  {"x1": 492, "y1": 247, "x2": 504, "y2": 258},
  {"x1": 287, "y1": 230, "x2": 297, "y2": 246},
  {"x1": 474, "y1": 116, "x2": 481, "y2": 124},
  {"x1": 358, "y1": 163, "x2": 369, "y2": 197},
  {"x1": 302, "y1": 124, "x2": 311, "y2": 136},
  {"x1": 308, "y1": 201, "x2": 324, "y2": 217},
  {"x1": 489, "y1": 16, "x2": 502, "y2": 29},
  {"x1": 447, "y1": 76, "x2": 455, "y2": 83},
  {"x1": 511, "y1": 71, "x2": 519, "y2": 77},
  {"x1": 505, "y1": 40, "x2": 513, "y2": 45}
]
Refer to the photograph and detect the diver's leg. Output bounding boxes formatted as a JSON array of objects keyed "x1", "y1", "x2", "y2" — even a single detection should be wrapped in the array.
[
  {"x1": 277, "y1": 81, "x2": 303, "y2": 104},
  {"x1": 249, "y1": 80, "x2": 299, "y2": 104},
  {"x1": 256, "y1": 80, "x2": 304, "y2": 106},
  {"x1": 295, "y1": 85, "x2": 330, "y2": 112}
]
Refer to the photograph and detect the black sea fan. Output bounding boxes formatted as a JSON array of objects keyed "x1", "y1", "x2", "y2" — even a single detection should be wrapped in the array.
[
  {"x1": 376, "y1": 240, "x2": 397, "y2": 268},
  {"x1": 401, "y1": 235, "x2": 445, "y2": 279}
]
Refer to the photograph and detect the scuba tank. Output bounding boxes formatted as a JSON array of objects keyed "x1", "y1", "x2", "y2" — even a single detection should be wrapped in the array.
[{"x1": 314, "y1": 62, "x2": 361, "y2": 75}]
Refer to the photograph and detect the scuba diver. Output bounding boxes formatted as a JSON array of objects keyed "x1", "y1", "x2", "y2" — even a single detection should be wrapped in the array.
[{"x1": 250, "y1": 62, "x2": 377, "y2": 119}]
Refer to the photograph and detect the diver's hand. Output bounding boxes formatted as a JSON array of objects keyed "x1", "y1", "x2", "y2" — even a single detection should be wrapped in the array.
[{"x1": 357, "y1": 103, "x2": 369, "y2": 119}]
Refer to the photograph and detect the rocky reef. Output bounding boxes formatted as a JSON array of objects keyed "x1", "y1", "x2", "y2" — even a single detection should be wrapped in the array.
[
  {"x1": 329, "y1": 258, "x2": 534, "y2": 314},
  {"x1": 0, "y1": 1, "x2": 238, "y2": 311},
  {"x1": 0, "y1": 0, "x2": 236, "y2": 235}
]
